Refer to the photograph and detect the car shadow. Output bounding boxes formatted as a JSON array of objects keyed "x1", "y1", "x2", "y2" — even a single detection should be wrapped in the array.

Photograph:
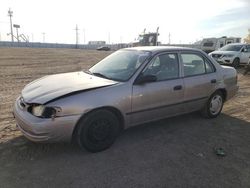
[
  {"x1": 1, "y1": 112, "x2": 250, "y2": 157},
  {"x1": 1, "y1": 113, "x2": 250, "y2": 187}
]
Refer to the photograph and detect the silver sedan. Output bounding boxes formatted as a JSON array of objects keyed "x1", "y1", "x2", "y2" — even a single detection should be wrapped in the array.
[{"x1": 13, "y1": 46, "x2": 238, "y2": 152}]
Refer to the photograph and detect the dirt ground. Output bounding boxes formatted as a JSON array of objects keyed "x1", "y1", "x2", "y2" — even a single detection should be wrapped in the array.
[{"x1": 0, "y1": 47, "x2": 250, "y2": 188}]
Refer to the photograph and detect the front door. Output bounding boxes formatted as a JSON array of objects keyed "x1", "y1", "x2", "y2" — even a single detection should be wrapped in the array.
[
  {"x1": 130, "y1": 53, "x2": 184, "y2": 126},
  {"x1": 240, "y1": 45, "x2": 250, "y2": 63}
]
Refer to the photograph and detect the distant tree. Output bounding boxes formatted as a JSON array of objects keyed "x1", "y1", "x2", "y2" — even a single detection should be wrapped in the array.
[{"x1": 244, "y1": 29, "x2": 250, "y2": 43}]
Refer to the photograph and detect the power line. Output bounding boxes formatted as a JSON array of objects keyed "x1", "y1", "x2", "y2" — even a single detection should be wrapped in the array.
[
  {"x1": 108, "y1": 32, "x2": 110, "y2": 44},
  {"x1": 42, "y1": 32, "x2": 45, "y2": 43},
  {"x1": 83, "y1": 28, "x2": 85, "y2": 44},
  {"x1": 13, "y1": 24, "x2": 20, "y2": 42},
  {"x1": 75, "y1": 24, "x2": 79, "y2": 48},
  {"x1": 0, "y1": 21, "x2": 9, "y2": 24},
  {"x1": 168, "y1": 32, "x2": 171, "y2": 44}
]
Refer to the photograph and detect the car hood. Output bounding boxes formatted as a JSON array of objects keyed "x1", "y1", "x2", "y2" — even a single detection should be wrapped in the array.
[
  {"x1": 22, "y1": 71, "x2": 118, "y2": 104},
  {"x1": 211, "y1": 51, "x2": 237, "y2": 55}
]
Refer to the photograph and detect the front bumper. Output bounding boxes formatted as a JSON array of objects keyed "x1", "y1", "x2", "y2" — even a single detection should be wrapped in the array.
[
  {"x1": 213, "y1": 57, "x2": 234, "y2": 65},
  {"x1": 13, "y1": 97, "x2": 81, "y2": 143}
]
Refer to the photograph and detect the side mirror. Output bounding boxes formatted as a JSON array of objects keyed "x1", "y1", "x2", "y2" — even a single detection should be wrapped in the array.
[
  {"x1": 134, "y1": 74, "x2": 157, "y2": 85},
  {"x1": 242, "y1": 48, "x2": 248, "y2": 52}
]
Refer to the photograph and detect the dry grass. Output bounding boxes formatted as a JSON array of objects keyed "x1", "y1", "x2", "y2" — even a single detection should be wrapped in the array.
[{"x1": 0, "y1": 47, "x2": 111, "y2": 142}]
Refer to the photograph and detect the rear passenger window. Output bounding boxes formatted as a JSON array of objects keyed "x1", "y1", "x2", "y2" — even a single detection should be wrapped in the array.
[
  {"x1": 205, "y1": 60, "x2": 215, "y2": 73},
  {"x1": 181, "y1": 54, "x2": 205, "y2": 76}
]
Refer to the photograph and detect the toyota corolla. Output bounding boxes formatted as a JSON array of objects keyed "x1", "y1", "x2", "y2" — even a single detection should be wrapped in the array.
[{"x1": 13, "y1": 46, "x2": 238, "y2": 152}]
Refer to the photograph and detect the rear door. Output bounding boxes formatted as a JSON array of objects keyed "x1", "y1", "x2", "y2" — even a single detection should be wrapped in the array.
[
  {"x1": 130, "y1": 52, "x2": 184, "y2": 125},
  {"x1": 180, "y1": 52, "x2": 217, "y2": 112}
]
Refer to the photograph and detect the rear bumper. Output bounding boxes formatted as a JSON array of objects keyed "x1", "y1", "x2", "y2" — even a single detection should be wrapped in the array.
[{"x1": 13, "y1": 97, "x2": 81, "y2": 143}]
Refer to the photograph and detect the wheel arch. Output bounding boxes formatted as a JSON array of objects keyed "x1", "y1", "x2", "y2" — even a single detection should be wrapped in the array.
[
  {"x1": 215, "y1": 88, "x2": 227, "y2": 101},
  {"x1": 234, "y1": 57, "x2": 240, "y2": 61},
  {"x1": 233, "y1": 57, "x2": 240, "y2": 67}
]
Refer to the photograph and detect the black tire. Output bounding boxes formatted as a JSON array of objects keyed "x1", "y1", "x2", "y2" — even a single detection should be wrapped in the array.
[
  {"x1": 77, "y1": 109, "x2": 120, "y2": 152},
  {"x1": 201, "y1": 91, "x2": 224, "y2": 118},
  {"x1": 232, "y1": 58, "x2": 240, "y2": 69}
]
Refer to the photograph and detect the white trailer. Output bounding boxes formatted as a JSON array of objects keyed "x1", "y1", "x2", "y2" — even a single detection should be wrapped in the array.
[{"x1": 200, "y1": 37, "x2": 241, "y2": 53}]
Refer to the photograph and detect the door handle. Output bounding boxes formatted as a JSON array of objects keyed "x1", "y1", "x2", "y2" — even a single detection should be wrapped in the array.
[
  {"x1": 211, "y1": 79, "x2": 217, "y2": 83},
  {"x1": 173, "y1": 85, "x2": 182, "y2": 90}
]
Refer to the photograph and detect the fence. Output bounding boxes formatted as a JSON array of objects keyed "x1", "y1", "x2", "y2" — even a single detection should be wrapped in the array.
[
  {"x1": 0, "y1": 41, "x2": 202, "y2": 51},
  {"x1": 0, "y1": 41, "x2": 130, "y2": 50}
]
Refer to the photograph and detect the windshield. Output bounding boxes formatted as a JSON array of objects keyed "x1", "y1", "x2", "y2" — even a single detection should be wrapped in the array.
[
  {"x1": 219, "y1": 44, "x2": 243, "y2": 52},
  {"x1": 89, "y1": 50, "x2": 151, "y2": 81}
]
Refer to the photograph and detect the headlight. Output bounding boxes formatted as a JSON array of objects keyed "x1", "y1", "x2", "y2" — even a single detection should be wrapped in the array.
[
  {"x1": 32, "y1": 105, "x2": 45, "y2": 117},
  {"x1": 31, "y1": 105, "x2": 61, "y2": 118},
  {"x1": 223, "y1": 54, "x2": 234, "y2": 58}
]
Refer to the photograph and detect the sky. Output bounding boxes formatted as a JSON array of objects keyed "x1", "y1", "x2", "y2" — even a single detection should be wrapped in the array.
[{"x1": 0, "y1": 0, "x2": 249, "y2": 44}]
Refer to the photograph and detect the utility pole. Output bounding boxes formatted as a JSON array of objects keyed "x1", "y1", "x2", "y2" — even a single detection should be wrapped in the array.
[
  {"x1": 108, "y1": 32, "x2": 110, "y2": 44},
  {"x1": 83, "y1": 28, "x2": 85, "y2": 44},
  {"x1": 168, "y1": 32, "x2": 171, "y2": 44},
  {"x1": 156, "y1": 27, "x2": 159, "y2": 46},
  {"x1": 8, "y1": 8, "x2": 14, "y2": 42},
  {"x1": 13, "y1": 24, "x2": 20, "y2": 42},
  {"x1": 75, "y1": 25, "x2": 79, "y2": 48},
  {"x1": 42, "y1": 32, "x2": 45, "y2": 43}
]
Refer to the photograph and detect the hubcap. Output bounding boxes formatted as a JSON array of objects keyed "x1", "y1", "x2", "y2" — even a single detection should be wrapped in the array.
[
  {"x1": 210, "y1": 95, "x2": 223, "y2": 115},
  {"x1": 88, "y1": 119, "x2": 111, "y2": 143}
]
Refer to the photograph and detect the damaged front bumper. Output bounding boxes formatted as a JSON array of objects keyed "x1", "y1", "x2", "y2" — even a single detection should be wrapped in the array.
[{"x1": 13, "y1": 97, "x2": 81, "y2": 143}]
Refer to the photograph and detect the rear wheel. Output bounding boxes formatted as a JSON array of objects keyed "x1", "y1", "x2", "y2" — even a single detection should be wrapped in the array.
[
  {"x1": 77, "y1": 109, "x2": 120, "y2": 152},
  {"x1": 201, "y1": 91, "x2": 224, "y2": 118},
  {"x1": 232, "y1": 58, "x2": 240, "y2": 68}
]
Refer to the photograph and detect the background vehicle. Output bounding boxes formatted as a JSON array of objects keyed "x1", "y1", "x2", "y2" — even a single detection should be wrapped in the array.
[
  {"x1": 96, "y1": 46, "x2": 111, "y2": 51},
  {"x1": 200, "y1": 37, "x2": 241, "y2": 53},
  {"x1": 209, "y1": 43, "x2": 250, "y2": 68},
  {"x1": 132, "y1": 27, "x2": 160, "y2": 46}
]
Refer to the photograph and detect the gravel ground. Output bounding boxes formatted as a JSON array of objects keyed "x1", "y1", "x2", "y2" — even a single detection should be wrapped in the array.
[{"x1": 0, "y1": 48, "x2": 250, "y2": 188}]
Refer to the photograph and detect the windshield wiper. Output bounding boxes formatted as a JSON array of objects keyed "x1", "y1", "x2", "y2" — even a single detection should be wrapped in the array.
[
  {"x1": 92, "y1": 72, "x2": 110, "y2": 79},
  {"x1": 83, "y1": 70, "x2": 92, "y2": 75}
]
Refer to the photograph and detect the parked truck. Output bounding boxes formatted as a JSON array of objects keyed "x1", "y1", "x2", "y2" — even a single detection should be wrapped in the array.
[{"x1": 133, "y1": 27, "x2": 160, "y2": 47}]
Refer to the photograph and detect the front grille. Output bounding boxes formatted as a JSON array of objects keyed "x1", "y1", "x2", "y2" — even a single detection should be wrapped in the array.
[{"x1": 212, "y1": 54, "x2": 222, "y2": 58}]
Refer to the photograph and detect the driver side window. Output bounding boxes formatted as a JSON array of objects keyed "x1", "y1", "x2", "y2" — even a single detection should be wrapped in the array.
[{"x1": 143, "y1": 53, "x2": 179, "y2": 81}]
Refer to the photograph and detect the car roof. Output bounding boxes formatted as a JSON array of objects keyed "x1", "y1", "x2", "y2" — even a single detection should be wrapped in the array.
[
  {"x1": 123, "y1": 46, "x2": 203, "y2": 54},
  {"x1": 225, "y1": 43, "x2": 245, "y2": 46}
]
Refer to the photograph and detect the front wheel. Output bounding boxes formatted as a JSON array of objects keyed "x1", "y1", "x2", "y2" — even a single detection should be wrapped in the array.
[
  {"x1": 201, "y1": 91, "x2": 224, "y2": 118},
  {"x1": 77, "y1": 109, "x2": 120, "y2": 152},
  {"x1": 232, "y1": 58, "x2": 240, "y2": 68}
]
